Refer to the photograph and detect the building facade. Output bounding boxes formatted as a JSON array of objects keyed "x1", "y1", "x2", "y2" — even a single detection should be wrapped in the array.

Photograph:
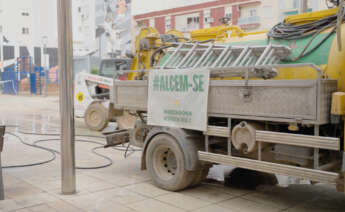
[
  {"x1": 260, "y1": 0, "x2": 328, "y2": 30},
  {"x1": 0, "y1": 0, "x2": 58, "y2": 69},
  {"x1": 73, "y1": 0, "x2": 132, "y2": 58},
  {"x1": 72, "y1": 0, "x2": 97, "y2": 56},
  {"x1": 133, "y1": 0, "x2": 329, "y2": 36}
]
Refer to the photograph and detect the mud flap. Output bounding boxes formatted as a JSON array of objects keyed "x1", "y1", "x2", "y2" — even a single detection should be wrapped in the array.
[{"x1": 336, "y1": 172, "x2": 345, "y2": 192}]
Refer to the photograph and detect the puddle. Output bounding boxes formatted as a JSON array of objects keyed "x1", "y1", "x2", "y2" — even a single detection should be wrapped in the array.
[{"x1": 1, "y1": 113, "x2": 60, "y2": 133}]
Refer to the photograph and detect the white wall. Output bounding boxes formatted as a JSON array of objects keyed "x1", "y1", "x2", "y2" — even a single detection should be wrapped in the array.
[
  {"x1": 1, "y1": 0, "x2": 34, "y2": 48},
  {"x1": 258, "y1": 0, "x2": 330, "y2": 31},
  {"x1": 32, "y1": 0, "x2": 58, "y2": 48},
  {"x1": 72, "y1": 0, "x2": 96, "y2": 56},
  {"x1": 317, "y1": 0, "x2": 329, "y2": 10},
  {"x1": 259, "y1": 0, "x2": 280, "y2": 30},
  {"x1": 0, "y1": 0, "x2": 58, "y2": 49},
  {"x1": 1, "y1": 0, "x2": 100, "y2": 54},
  {"x1": 132, "y1": 0, "x2": 211, "y2": 15},
  {"x1": 132, "y1": 0, "x2": 331, "y2": 16}
]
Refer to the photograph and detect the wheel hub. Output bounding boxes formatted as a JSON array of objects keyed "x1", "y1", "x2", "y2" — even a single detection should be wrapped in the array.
[
  {"x1": 153, "y1": 146, "x2": 178, "y2": 180},
  {"x1": 89, "y1": 110, "x2": 101, "y2": 125},
  {"x1": 163, "y1": 149, "x2": 177, "y2": 175}
]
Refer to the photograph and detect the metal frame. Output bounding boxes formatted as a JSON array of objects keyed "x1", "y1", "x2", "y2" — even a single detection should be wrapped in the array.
[
  {"x1": 109, "y1": 60, "x2": 343, "y2": 186},
  {"x1": 158, "y1": 43, "x2": 291, "y2": 79},
  {"x1": 203, "y1": 116, "x2": 339, "y2": 176},
  {"x1": 159, "y1": 43, "x2": 291, "y2": 69},
  {"x1": 112, "y1": 64, "x2": 336, "y2": 126},
  {"x1": 198, "y1": 151, "x2": 339, "y2": 184}
]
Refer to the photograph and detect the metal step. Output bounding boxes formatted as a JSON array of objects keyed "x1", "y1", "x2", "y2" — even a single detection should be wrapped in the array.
[
  {"x1": 204, "y1": 126, "x2": 230, "y2": 137},
  {"x1": 204, "y1": 127, "x2": 340, "y2": 151},
  {"x1": 198, "y1": 151, "x2": 339, "y2": 184},
  {"x1": 256, "y1": 130, "x2": 340, "y2": 151}
]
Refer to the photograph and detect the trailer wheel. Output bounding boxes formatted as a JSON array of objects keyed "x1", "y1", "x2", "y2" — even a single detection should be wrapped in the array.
[
  {"x1": 191, "y1": 166, "x2": 210, "y2": 187},
  {"x1": 146, "y1": 134, "x2": 197, "y2": 191},
  {"x1": 84, "y1": 103, "x2": 108, "y2": 131}
]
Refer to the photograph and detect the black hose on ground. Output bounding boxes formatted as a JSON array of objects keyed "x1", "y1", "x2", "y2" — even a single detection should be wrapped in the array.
[
  {"x1": 2, "y1": 126, "x2": 141, "y2": 169},
  {"x1": 31, "y1": 138, "x2": 114, "y2": 170},
  {"x1": 4, "y1": 132, "x2": 57, "y2": 168}
]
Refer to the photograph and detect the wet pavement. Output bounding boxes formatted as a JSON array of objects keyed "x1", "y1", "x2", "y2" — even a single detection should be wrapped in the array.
[{"x1": 0, "y1": 94, "x2": 345, "y2": 212}]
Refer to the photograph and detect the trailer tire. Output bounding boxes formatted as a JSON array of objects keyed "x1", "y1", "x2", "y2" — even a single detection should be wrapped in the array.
[
  {"x1": 191, "y1": 165, "x2": 210, "y2": 187},
  {"x1": 84, "y1": 103, "x2": 109, "y2": 131},
  {"x1": 146, "y1": 134, "x2": 197, "y2": 191}
]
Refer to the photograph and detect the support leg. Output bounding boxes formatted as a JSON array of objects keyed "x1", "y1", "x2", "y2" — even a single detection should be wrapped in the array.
[
  {"x1": 314, "y1": 125, "x2": 320, "y2": 169},
  {"x1": 228, "y1": 118, "x2": 232, "y2": 156},
  {"x1": 0, "y1": 155, "x2": 4, "y2": 200}
]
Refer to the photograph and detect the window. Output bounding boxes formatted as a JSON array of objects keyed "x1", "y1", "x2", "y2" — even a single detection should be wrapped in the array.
[
  {"x1": 137, "y1": 20, "x2": 148, "y2": 27},
  {"x1": 22, "y1": 27, "x2": 29, "y2": 35},
  {"x1": 187, "y1": 16, "x2": 199, "y2": 30},
  {"x1": 100, "y1": 60, "x2": 131, "y2": 78},
  {"x1": 204, "y1": 10, "x2": 212, "y2": 27},
  {"x1": 249, "y1": 8, "x2": 257, "y2": 17},
  {"x1": 149, "y1": 18, "x2": 155, "y2": 27},
  {"x1": 225, "y1": 7, "x2": 232, "y2": 19},
  {"x1": 284, "y1": 0, "x2": 311, "y2": 10},
  {"x1": 240, "y1": 7, "x2": 258, "y2": 18},
  {"x1": 238, "y1": 6, "x2": 260, "y2": 26},
  {"x1": 282, "y1": 0, "x2": 313, "y2": 16},
  {"x1": 281, "y1": 0, "x2": 299, "y2": 10},
  {"x1": 175, "y1": 13, "x2": 199, "y2": 32},
  {"x1": 165, "y1": 16, "x2": 171, "y2": 31}
]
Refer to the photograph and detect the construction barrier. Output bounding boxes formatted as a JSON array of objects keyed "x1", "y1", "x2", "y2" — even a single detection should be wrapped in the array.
[
  {"x1": 1, "y1": 56, "x2": 59, "y2": 95},
  {"x1": 1, "y1": 68, "x2": 18, "y2": 94}
]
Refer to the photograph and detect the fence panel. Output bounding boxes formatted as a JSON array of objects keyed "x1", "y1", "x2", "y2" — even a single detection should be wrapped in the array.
[{"x1": 1, "y1": 68, "x2": 18, "y2": 95}]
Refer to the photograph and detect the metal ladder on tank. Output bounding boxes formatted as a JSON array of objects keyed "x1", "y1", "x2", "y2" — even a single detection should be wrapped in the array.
[{"x1": 158, "y1": 43, "x2": 291, "y2": 79}]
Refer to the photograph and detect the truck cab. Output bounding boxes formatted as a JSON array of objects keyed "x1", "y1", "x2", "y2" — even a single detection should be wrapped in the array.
[{"x1": 99, "y1": 58, "x2": 132, "y2": 79}]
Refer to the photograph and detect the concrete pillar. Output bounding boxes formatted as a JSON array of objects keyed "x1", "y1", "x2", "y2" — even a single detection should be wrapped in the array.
[
  {"x1": 300, "y1": 0, "x2": 308, "y2": 13},
  {"x1": 57, "y1": 0, "x2": 76, "y2": 195}
]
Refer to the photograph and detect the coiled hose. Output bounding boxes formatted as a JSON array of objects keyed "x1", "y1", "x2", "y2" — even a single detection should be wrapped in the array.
[{"x1": 267, "y1": 6, "x2": 345, "y2": 62}]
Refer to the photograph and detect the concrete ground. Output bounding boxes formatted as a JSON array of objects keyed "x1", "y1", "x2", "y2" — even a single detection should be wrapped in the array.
[{"x1": 0, "y1": 94, "x2": 345, "y2": 212}]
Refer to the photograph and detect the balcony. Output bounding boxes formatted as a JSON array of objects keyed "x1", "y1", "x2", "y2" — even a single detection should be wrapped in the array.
[{"x1": 237, "y1": 16, "x2": 260, "y2": 25}]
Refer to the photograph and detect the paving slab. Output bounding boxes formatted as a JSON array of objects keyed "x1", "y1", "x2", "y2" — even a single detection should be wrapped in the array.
[
  {"x1": 192, "y1": 204, "x2": 237, "y2": 212},
  {"x1": 217, "y1": 197, "x2": 282, "y2": 212},
  {"x1": 127, "y1": 199, "x2": 186, "y2": 212},
  {"x1": 179, "y1": 184, "x2": 235, "y2": 203},
  {"x1": 124, "y1": 182, "x2": 172, "y2": 198},
  {"x1": 155, "y1": 192, "x2": 212, "y2": 211},
  {"x1": 1, "y1": 95, "x2": 345, "y2": 212}
]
